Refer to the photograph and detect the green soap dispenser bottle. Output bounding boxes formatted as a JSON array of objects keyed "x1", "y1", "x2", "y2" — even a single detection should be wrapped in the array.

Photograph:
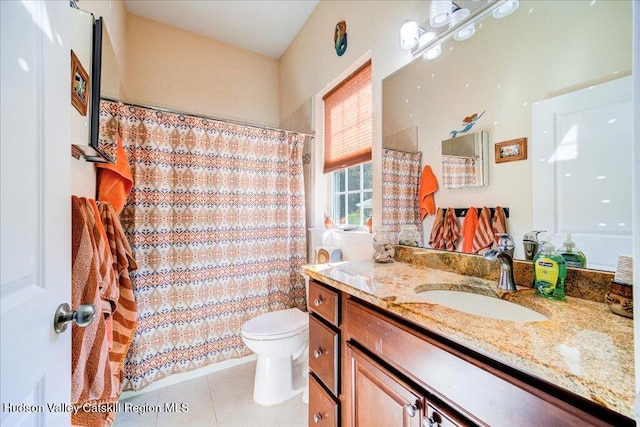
[
  {"x1": 533, "y1": 234, "x2": 567, "y2": 301},
  {"x1": 555, "y1": 233, "x2": 587, "y2": 268}
]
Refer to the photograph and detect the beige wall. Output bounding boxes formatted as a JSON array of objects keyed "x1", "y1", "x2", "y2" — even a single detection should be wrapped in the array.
[
  {"x1": 124, "y1": 13, "x2": 280, "y2": 127},
  {"x1": 280, "y1": 1, "x2": 428, "y2": 230}
]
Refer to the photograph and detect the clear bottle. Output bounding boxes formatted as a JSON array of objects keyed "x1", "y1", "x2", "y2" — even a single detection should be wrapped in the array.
[
  {"x1": 555, "y1": 233, "x2": 586, "y2": 268},
  {"x1": 372, "y1": 227, "x2": 395, "y2": 263},
  {"x1": 533, "y1": 234, "x2": 566, "y2": 301},
  {"x1": 397, "y1": 225, "x2": 421, "y2": 247}
]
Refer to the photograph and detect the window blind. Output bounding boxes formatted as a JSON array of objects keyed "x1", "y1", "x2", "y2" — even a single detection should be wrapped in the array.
[{"x1": 323, "y1": 60, "x2": 372, "y2": 174}]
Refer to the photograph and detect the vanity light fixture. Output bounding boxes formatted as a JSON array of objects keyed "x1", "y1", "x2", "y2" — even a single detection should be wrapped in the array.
[{"x1": 400, "y1": 0, "x2": 519, "y2": 60}]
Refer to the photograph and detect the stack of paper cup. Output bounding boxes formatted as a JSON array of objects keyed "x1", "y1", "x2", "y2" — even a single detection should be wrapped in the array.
[{"x1": 614, "y1": 255, "x2": 633, "y2": 285}]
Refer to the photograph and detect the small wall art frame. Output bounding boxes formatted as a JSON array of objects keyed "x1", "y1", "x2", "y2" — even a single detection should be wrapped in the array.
[
  {"x1": 495, "y1": 137, "x2": 527, "y2": 163},
  {"x1": 70, "y1": 50, "x2": 89, "y2": 116}
]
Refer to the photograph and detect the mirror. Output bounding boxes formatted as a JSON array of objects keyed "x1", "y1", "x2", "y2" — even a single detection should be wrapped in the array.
[
  {"x1": 382, "y1": 0, "x2": 632, "y2": 270},
  {"x1": 89, "y1": 17, "x2": 118, "y2": 162},
  {"x1": 441, "y1": 131, "x2": 488, "y2": 189}
]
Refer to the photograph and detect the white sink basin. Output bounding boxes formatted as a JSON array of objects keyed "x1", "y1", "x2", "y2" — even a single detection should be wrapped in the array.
[{"x1": 416, "y1": 290, "x2": 548, "y2": 322}]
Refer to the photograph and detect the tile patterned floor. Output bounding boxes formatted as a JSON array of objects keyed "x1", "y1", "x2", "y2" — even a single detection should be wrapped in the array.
[{"x1": 113, "y1": 360, "x2": 308, "y2": 427}]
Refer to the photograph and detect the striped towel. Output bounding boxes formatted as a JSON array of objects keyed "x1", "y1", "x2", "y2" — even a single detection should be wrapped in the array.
[
  {"x1": 71, "y1": 197, "x2": 119, "y2": 427},
  {"x1": 442, "y1": 207, "x2": 460, "y2": 251},
  {"x1": 472, "y1": 207, "x2": 494, "y2": 254},
  {"x1": 98, "y1": 202, "x2": 138, "y2": 426},
  {"x1": 491, "y1": 206, "x2": 508, "y2": 248},
  {"x1": 429, "y1": 208, "x2": 445, "y2": 249}
]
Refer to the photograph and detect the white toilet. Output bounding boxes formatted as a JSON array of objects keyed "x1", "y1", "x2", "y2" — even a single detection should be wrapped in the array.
[{"x1": 241, "y1": 307, "x2": 309, "y2": 406}]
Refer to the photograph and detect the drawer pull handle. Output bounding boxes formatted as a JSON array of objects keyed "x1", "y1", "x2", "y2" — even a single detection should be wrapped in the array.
[
  {"x1": 313, "y1": 413, "x2": 323, "y2": 423},
  {"x1": 313, "y1": 348, "x2": 323, "y2": 358},
  {"x1": 404, "y1": 403, "x2": 419, "y2": 417},
  {"x1": 422, "y1": 413, "x2": 442, "y2": 427},
  {"x1": 313, "y1": 297, "x2": 323, "y2": 306}
]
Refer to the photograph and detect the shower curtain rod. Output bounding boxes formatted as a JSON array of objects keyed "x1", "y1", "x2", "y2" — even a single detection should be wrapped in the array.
[
  {"x1": 383, "y1": 147, "x2": 422, "y2": 156},
  {"x1": 101, "y1": 96, "x2": 315, "y2": 138}
]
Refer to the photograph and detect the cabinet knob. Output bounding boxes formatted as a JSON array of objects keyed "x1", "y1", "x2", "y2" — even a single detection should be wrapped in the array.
[
  {"x1": 404, "y1": 403, "x2": 419, "y2": 417},
  {"x1": 313, "y1": 413, "x2": 323, "y2": 423},
  {"x1": 422, "y1": 413, "x2": 442, "y2": 427},
  {"x1": 313, "y1": 297, "x2": 323, "y2": 306},
  {"x1": 313, "y1": 348, "x2": 323, "y2": 358}
]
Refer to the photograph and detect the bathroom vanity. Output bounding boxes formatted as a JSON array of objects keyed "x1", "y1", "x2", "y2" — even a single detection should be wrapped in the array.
[{"x1": 303, "y1": 258, "x2": 634, "y2": 426}]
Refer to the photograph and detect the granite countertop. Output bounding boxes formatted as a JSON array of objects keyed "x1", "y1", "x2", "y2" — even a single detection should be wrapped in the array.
[{"x1": 301, "y1": 260, "x2": 635, "y2": 418}]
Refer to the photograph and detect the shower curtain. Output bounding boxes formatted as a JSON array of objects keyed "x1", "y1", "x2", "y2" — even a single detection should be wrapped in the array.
[
  {"x1": 101, "y1": 101, "x2": 307, "y2": 391},
  {"x1": 382, "y1": 149, "x2": 423, "y2": 236}
]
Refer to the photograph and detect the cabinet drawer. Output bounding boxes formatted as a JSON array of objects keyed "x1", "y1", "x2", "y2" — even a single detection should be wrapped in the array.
[
  {"x1": 345, "y1": 298, "x2": 610, "y2": 426},
  {"x1": 426, "y1": 402, "x2": 468, "y2": 427},
  {"x1": 309, "y1": 314, "x2": 339, "y2": 396},
  {"x1": 309, "y1": 374, "x2": 339, "y2": 427},
  {"x1": 309, "y1": 280, "x2": 339, "y2": 326}
]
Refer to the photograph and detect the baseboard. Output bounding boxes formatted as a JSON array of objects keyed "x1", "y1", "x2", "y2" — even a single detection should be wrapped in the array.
[{"x1": 119, "y1": 354, "x2": 258, "y2": 400}]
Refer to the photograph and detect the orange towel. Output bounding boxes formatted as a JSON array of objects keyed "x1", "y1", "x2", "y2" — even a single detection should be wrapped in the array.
[
  {"x1": 429, "y1": 208, "x2": 445, "y2": 249},
  {"x1": 491, "y1": 206, "x2": 508, "y2": 248},
  {"x1": 71, "y1": 196, "x2": 119, "y2": 427},
  {"x1": 96, "y1": 134, "x2": 133, "y2": 215},
  {"x1": 98, "y1": 201, "x2": 138, "y2": 426},
  {"x1": 418, "y1": 165, "x2": 438, "y2": 220},
  {"x1": 460, "y1": 207, "x2": 479, "y2": 253},
  {"x1": 442, "y1": 207, "x2": 460, "y2": 251},
  {"x1": 472, "y1": 207, "x2": 493, "y2": 254}
]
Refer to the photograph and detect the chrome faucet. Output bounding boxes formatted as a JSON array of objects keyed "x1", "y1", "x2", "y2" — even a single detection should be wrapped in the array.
[{"x1": 484, "y1": 233, "x2": 517, "y2": 291}]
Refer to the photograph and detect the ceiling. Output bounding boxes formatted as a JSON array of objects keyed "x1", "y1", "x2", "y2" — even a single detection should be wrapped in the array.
[{"x1": 124, "y1": 0, "x2": 320, "y2": 59}]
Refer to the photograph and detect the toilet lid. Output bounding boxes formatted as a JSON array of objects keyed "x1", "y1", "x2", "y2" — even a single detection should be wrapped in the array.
[{"x1": 242, "y1": 308, "x2": 308, "y2": 338}]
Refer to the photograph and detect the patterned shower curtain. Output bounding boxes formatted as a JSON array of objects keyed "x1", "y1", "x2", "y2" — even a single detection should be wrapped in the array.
[
  {"x1": 382, "y1": 149, "x2": 423, "y2": 236},
  {"x1": 101, "y1": 101, "x2": 307, "y2": 391}
]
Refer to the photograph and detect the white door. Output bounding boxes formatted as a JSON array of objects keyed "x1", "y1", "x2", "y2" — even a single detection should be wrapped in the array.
[{"x1": 1, "y1": 2, "x2": 71, "y2": 425}]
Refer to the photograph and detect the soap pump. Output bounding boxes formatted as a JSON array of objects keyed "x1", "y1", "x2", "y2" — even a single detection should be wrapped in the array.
[
  {"x1": 533, "y1": 233, "x2": 567, "y2": 301},
  {"x1": 523, "y1": 230, "x2": 546, "y2": 260},
  {"x1": 556, "y1": 233, "x2": 587, "y2": 268}
]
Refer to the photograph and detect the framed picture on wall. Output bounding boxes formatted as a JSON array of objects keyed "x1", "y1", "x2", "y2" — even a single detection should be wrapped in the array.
[
  {"x1": 495, "y1": 138, "x2": 527, "y2": 163},
  {"x1": 70, "y1": 50, "x2": 89, "y2": 116}
]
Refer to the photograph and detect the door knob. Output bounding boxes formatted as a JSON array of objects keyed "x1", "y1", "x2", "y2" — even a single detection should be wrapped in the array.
[{"x1": 53, "y1": 303, "x2": 95, "y2": 333}]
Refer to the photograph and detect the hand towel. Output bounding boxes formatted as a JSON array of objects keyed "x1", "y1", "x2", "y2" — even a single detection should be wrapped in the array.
[
  {"x1": 96, "y1": 134, "x2": 133, "y2": 215},
  {"x1": 442, "y1": 207, "x2": 460, "y2": 251},
  {"x1": 460, "y1": 207, "x2": 479, "y2": 253},
  {"x1": 418, "y1": 165, "x2": 438, "y2": 220},
  {"x1": 98, "y1": 201, "x2": 138, "y2": 426},
  {"x1": 472, "y1": 207, "x2": 493, "y2": 254},
  {"x1": 491, "y1": 206, "x2": 508, "y2": 248},
  {"x1": 429, "y1": 208, "x2": 444, "y2": 249}
]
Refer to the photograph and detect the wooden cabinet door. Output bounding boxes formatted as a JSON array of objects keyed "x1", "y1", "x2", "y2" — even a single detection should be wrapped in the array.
[
  {"x1": 309, "y1": 374, "x2": 339, "y2": 427},
  {"x1": 347, "y1": 344, "x2": 422, "y2": 427}
]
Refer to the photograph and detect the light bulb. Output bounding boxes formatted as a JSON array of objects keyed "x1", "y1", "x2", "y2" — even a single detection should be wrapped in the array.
[
  {"x1": 430, "y1": 0, "x2": 453, "y2": 28},
  {"x1": 400, "y1": 21, "x2": 420, "y2": 50},
  {"x1": 423, "y1": 44, "x2": 442, "y2": 60},
  {"x1": 450, "y1": 8, "x2": 475, "y2": 41},
  {"x1": 418, "y1": 31, "x2": 436, "y2": 48},
  {"x1": 493, "y1": 0, "x2": 520, "y2": 18}
]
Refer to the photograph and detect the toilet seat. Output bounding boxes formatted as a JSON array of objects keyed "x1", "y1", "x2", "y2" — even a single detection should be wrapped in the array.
[{"x1": 241, "y1": 308, "x2": 309, "y2": 341}]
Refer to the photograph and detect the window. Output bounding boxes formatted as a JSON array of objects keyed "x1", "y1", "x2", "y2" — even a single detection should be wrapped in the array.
[
  {"x1": 332, "y1": 162, "x2": 372, "y2": 225},
  {"x1": 323, "y1": 59, "x2": 373, "y2": 226},
  {"x1": 323, "y1": 60, "x2": 372, "y2": 173}
]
